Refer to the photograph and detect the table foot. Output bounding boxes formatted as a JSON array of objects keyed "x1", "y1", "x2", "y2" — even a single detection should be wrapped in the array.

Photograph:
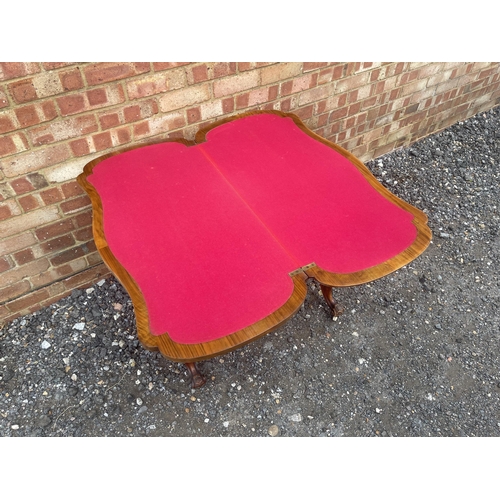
[
  {"x1": 184, "y1": 362, "x2": 207, "y2": 389},
  {"x1": 320, "y1": 285, "x2": 345, "y2": 317}
]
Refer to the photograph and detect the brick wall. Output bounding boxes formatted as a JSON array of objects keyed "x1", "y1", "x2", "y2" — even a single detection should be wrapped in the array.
[{"x1": 1, "y1": 62, "x2": 499, "y2": 325}]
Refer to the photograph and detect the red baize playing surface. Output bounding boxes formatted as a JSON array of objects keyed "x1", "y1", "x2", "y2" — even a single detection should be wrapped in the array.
[{"x1": 88, "y1": 114, "x2": 417, "y2": 343}]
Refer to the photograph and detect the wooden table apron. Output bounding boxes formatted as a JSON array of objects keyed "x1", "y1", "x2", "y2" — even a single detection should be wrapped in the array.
[{"x1": 77, "y1": 110, "x2": 432, "y2": 364}]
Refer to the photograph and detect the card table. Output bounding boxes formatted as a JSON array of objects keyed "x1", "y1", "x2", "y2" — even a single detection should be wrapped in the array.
[{"x1": 78, "y1": 111, "x2": 431, "y2": 387}]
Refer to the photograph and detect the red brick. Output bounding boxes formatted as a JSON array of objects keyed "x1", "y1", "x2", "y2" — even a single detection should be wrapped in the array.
[
  {"x1": 40, "y1": 234, "x2": 76, "y2": 254},
  {"x1": 50, "y1": 245, "x2": 86, "y2": 266},
  {"x1": 74, "y1": 226, "x2": 93, "y2": 241},
  {"x1": 236, "y1": 93, "x2": 249, "y2": 109},
  {"x1": 371, "y1": 81, "x2": 385, "y2": 96},
  {"x1": 60, "y1": 196, "x2": 91, "y2": 214},
  {"x1": 114, "y1": 127, "x2": 131, "y2": 145},
  {"x1": 0, "y1": 63, "x2": 40, "y2": 81},
  {"x1": 294, "y1": 105, "x2": 313, "y2": 121},
  {"x1": 99, "y1": 112, "x2": 121, "y2": 129},
  {"x1": 0, "y1": 255, "x2": 12, "y2": 272},
  {"x1": 0, "y1": 136, "x2": 17, "y2": 157},
  {"x1": 59, "y1": 262, "x2": 109, "y2": 290},
  {"x1": 56, "y1": 94, "x2": 86, "y2": 115},
  {"x1": 1, "y1": 258, "x2": 51, "y2": 288},
  {"x1": 345, "y1": 116, "x2": 356, "y2": 129},
  {"x1": 187, "y1": 106, "x2": 201, "y2": 124},
  {"x1": 124, "y1": 105, "x2": 141, "y2": 122},
  {"x1": 395, "y1": 63, "x2": 406, "y2": 74},
  {"x1": 70, "y1": 138, "x2": 91, "y2": 156},
  {"x1": 332, "y1": 65, "x2": 344, "y2": 80},
  {"x1": 0, "y1": 204, "x2": 11, "y2": 220},
  {"x1": 6, "y1": 288, "x2": 50, "y2": 313},
  {"x1": 280, "y1": 98, "x2": 292, "y2": 112},
  {"x1": 10, "y1": 177, "x2": 34, "y2": 194},
  {"x1": 0, "y1": 114, "x2": 16, "y2": 134},
  {"x1": 222, "y1": 97, "x2": 234, "y2": 114},
  {"x1": 86, "y1": 252, "x2": 103, "y2": 266},
  {"x1": 9, "y1": 79, "x2": 38, "y2": 103},
  {"x1": 74, "y1": 210, "x2": 92, "y2": 228},
  {"x1": 400, "y1": 69, "x2": 419, "y2": 85},
  {"x1": 41, "y1": 101, "x2": 58, "y2": 121},
  {"x1": 92, "y1": 131, "x2": 112, "y2": 151},
  {"x1": 238, "y1": 63, "x2": 252, "y2": 71},
  {"x1": 0, "y1": 280, "x2": 32, "y2": 304},
  {"x1": 61, "y1": 180, "x2": 84, "y2": 198},
  {"x1": 15, "y1": 105, "x2": 40, "y2": 127},
  {"x1": 30, "y1": 268, "x2": 62, "y2": 288},
  {"x1": 318, "y1": 68, "x2": 335, "y2": 85},
  {"x1": 19, "y1": 194, "x2": 40, "y2": 212},
  {"x1": 35, "y1": 219, "x2": 75, "y2": 241},
  {"x1": 13, "y1": 248, "x2": 35, "y2": 265},
  {"x1": 40, "y1": 187, "x2": 63, "y2": 205},
  {"x1": 318, "y1": 113, "x2": 329, "y2": 127},
  {"x1": 84, "y1": 62, "x2": 150, "y2": 86},
  {"x1": 87, "y1": 88, "x2": 107, "y2": 106},
  {"x1": 370, "y1": 69, "x2": 381, "y2": 82},
  {"x1": 31, "y1": 131, "x2": 54, "y2": 145},
  {"x1": 269, "y1": 85, "x2": 279, "y2": 101},
  {"x1": 54, "y1": 257, "x2": 88, "y2": 277},
  {"x1": 213, "y1": 62, "x2": 237, "y2": 78},
  {"x1": 281, "y1": 81, "x2": 293, "y2": 95},
  {"x1": 133, "y1": 121, "x2": 150, "y2": 137},
  {"x1": 191, "y1": 64, "x2": 209, "y2": 83},
  {"x1": 59, "y1": 68, "x2": 84, "y2": 91},
  {"x1": 348, "y1": 102, "x2": 361, "y2": 115},
  {"x1": 362, "y1": 96, "x2": 378, "y2": 109},
  {"x1": 330, "y1": 107, "x2": 348, "y2": 121}
]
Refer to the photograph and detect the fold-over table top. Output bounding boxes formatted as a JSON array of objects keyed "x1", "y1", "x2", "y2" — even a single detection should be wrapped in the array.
[{"x1": 86, "y1": 113, "x2": 422, "y2": 344}]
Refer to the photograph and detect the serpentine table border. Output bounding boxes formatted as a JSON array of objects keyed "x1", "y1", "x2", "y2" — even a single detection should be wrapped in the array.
[{"x1": 77, "y1": 110, "x2": 432, "y2": 387}]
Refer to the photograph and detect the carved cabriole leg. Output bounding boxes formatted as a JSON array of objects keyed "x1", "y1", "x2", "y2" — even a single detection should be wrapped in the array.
[
  {"x1": 185, "y1": 362, "x2": 207, "y2": 389},
  {"x1": 320, "y1": 285, "x2": 345, "y2": 317}
]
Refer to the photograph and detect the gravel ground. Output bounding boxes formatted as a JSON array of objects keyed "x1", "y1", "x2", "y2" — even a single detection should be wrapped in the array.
[{"x1": 1, "y1": 106, "x2": 499, "y2": 438}]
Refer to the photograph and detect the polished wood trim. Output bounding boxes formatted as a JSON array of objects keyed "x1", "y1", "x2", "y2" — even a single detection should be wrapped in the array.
[
  {"x1": 156, "y1": 273, "x2": 307, "y2": 362},
  {"x1": 77, "y1": 110, "x2": 432, "y2": 366},
  {"x1": 303, "y1": 217, "x2": 432, "y2": 287}
]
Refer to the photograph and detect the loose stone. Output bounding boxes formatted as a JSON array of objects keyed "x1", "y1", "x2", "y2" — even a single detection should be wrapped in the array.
[{"x1": 268, "y1": 425, "x2": 279, "y2": 436}]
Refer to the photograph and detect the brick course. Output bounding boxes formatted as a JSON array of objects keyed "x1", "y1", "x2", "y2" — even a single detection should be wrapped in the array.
[{"x1": 0, "y1": 61, "x2": 499, "y2": 325}]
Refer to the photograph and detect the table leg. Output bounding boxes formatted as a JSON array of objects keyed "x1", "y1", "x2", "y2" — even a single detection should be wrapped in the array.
[
  {"x1": 320, "y1": 285, "x2": 345, "y2": 317},
  {"x1": 185, "y1": 362, "x2": 207, "y2": 389}
]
